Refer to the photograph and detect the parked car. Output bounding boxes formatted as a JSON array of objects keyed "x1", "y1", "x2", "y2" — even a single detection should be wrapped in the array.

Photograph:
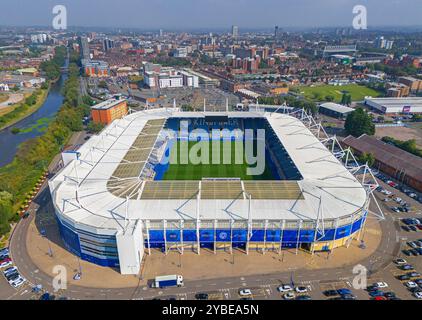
[
  {"x1": 369, "y1": 290, "x2": 385, "y2": 297},
  {"x1": 374, "y1": 282, "x2": 388, "y2": 289},
  {"x1": 405, "y1": 281, "x2": 418, "y2": 289},
  {"x1": 0, "y1": 260, "x2": 12, "y2": 268},
  {"x1": 397, "y1": 274, "x2": 411, "y2": 281},
  {"x1": 277, "y1": 285, "x2": 293, "y2": 292},
  {"x1": 394, "y1": 258, "x2": 407, "y2": 265},
  {"x1": 283, "y1": 292, "x2": 295, "y2": 300},
  {"x1": 407, "y1": 272, "x2": 421, "y2": 278},
  {"x1": 195, "y1": 293, "x2": 209, "y2": 300},
  {"x1": 400, "y1": 264, "x2": 415, "y2": 271},
  {"x1": 295, "y1": 295, "x2": 312, "y2": 300},
  {"x1": 295, "y1": 286, "x2": 308, "y2": 293},
  {"x1": 239, "y1": 289, "x2": 252, "y2": 296},
  {"x1": 337, "y1": 288, "x2": 351, "y2": 295},
  {"x1": 323, "y1": 290, "x2": 338, "y2": 297},
  {"x1": 11, "y1": 277, "x2": 26, "y2": 288},
  {"x1": 414, "y1": 292, "x2": 422, "y2": 299}
]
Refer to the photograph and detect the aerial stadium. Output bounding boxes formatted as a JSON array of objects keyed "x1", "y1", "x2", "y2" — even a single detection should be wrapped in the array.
[{"x1": 48, "y1": 106, "x2": 377, "y2": 274}]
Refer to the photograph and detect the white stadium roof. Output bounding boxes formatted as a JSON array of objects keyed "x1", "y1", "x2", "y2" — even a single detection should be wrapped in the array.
[{"x1": 49, "y1": 108, "x2": 367, "y2": 233}]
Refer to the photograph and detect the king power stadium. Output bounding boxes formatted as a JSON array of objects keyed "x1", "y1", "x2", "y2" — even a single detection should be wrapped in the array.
[{"x1": 48, "y1": 106, "x2": 380, "y2": 274}]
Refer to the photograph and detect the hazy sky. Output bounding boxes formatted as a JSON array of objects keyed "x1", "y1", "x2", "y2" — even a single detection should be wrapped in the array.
[{"x1": 1, "y1": 0, "x2": 422, "y2": 30}]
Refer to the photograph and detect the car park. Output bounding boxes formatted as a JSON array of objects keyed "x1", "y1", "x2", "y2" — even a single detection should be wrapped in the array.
[
  {"x1": 295, "y1": 295, "x2": 312, "y2": 300},
  {"x1": 402, "y1": 226, "x2": 411, "y2": 232},
  {"x1": 409, "y1": 226, "x2": 418, "y2": 232},
  {"x1": 341, "y1": 294, "x2": 357, "y2": 300}
]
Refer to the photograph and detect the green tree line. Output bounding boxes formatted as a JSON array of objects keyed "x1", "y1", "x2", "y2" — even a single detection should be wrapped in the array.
[
  {"x1": 40, "y1": 46, "x2": 67, "y2": 80},
  {"x1": 382, "y1": 136, "x2": 422, "y2": 158},
  {"x1": 0, "y1": 58, "x2": 90, "y2": 235}
]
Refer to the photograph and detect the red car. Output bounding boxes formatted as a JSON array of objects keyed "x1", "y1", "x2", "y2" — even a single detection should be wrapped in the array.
[
  {"x1": 373, "y1": 296, "x2": 387, "y2": 301},
  {"x1": 417, "y1": 225, "x2": 422, "y2": 231},
  {"x1": 388, "y1": 182, "x2": 398, "y2": 188},
  {"x1": 0, "y1": 257, "x2": 11, "y2": 264}
]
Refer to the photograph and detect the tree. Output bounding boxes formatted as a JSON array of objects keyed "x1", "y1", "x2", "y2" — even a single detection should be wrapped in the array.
[
  {"x1": 325, "y1": 95, "x2": 335, "y2": 102},
  {"x1": 0, "y1": 191, "x2": 13, "y2": 234},
  {"x1": 341, "y1": 93, "x2": 352, "y2": 106},
  {"x1": 358, "y1": 152, "x2": 375, "y2": 167},
  {"x1": 87, "y1": 122, "x2": 105, "y2": 133},
  {"x1": 344, "y1": 108, "x2": 375, "y2": 137}
]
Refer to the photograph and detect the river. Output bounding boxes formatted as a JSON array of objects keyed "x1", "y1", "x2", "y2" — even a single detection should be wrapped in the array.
[{"x1": 0, "y1": 69, "x2": 67, "y2": 167}]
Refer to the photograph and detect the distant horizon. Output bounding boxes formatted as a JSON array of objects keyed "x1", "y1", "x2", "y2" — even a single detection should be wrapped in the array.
[
  {"x1": 2, "y1": 24, "x2": 422, "y2": 34},
  {"x1": 2, "y1": 0, "x2": 422, "y2": 30}
]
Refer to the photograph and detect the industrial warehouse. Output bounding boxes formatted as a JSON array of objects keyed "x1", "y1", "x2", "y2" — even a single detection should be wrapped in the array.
[{"x1": 48, "y1": 108, "x2": 374, "y2": 274}]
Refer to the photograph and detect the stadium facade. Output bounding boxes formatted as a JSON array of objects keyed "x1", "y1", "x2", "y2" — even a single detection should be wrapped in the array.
[{"x1": 49, "y1": 107, "x2": 376, "y2": 274}]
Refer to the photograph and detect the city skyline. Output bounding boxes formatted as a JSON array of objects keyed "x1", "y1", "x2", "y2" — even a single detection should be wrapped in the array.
[{"x1": 1, "y1": 0, "x2": 422, "y2": 30}]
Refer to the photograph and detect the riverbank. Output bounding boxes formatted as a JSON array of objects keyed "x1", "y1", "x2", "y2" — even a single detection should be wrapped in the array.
[{"x1": 0, "y1": 86, "x2": 49, "y2": 131}]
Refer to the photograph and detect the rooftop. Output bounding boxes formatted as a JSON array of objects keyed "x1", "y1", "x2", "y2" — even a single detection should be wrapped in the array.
[
  {"x1": 91, "y1": 98, "x2": 126, "y2": 110},
  {"x1": 319, "y1": 102, "x2": 354, "y2": 114},
  {"x1": 342, "y1": 134, "x2": 422, "y2": 182},
  {"x1": 49, "y1": 109, "x2": 367, "y2": 232}
]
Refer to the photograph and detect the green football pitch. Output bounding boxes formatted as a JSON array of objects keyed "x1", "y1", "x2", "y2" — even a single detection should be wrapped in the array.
[{"x1": 161, "y1": 140, "x2": 275, "y2": 180}]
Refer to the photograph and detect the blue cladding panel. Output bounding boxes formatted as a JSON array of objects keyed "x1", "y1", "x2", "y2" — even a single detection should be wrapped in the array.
[
  {"x1": 216, "y1": 229, "x2": 231, "y2": 242},
  {"x1": 145, "y1": 241, "x2": 165, "y2": 248},
  {"x1": 80, "y1": 253, "x2": 119, "y2": 267},
  {"x1": 352, "y1": 217, "x2": 364, "y2": 233},
  {"x1": 183, "y1": 230, "x2": 197, "y2": 241},
  {"x1": 250, "y1": 230, "x2": 265, "y2": 241},
  {"x1": 200, "y1": 229, "x2": 214, "y2": 242},
  {"x1": 57, "y1": 217, "x2": 119, "y2": 267},
  {"x1": 57, "y1": 218, "x2": 81, "y2": 257},
  {"x1": 299, "y1": 229, "x2": 315, "y2": 243},
  {"x1": 335, "y1": 225, "x2": 352, "y2": 239},
  {"x1": 317, "y1": 229, "x2": 335, "y2": 241},
  {"x1": 232, "y1": 229, "x2": 247, "y2": 242},
  {"x1": 166, "y1": 230, "x2": 181, "y2": 242},
  {"x1": 149, "y1": 230, "x2": 165, "y2": 242},
  {"x1": 282, "y1": 230, "x2": 298, "y2": 243},
  {"x1": 266, "y1": 230, "x2": 281, "y2": 242}
]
